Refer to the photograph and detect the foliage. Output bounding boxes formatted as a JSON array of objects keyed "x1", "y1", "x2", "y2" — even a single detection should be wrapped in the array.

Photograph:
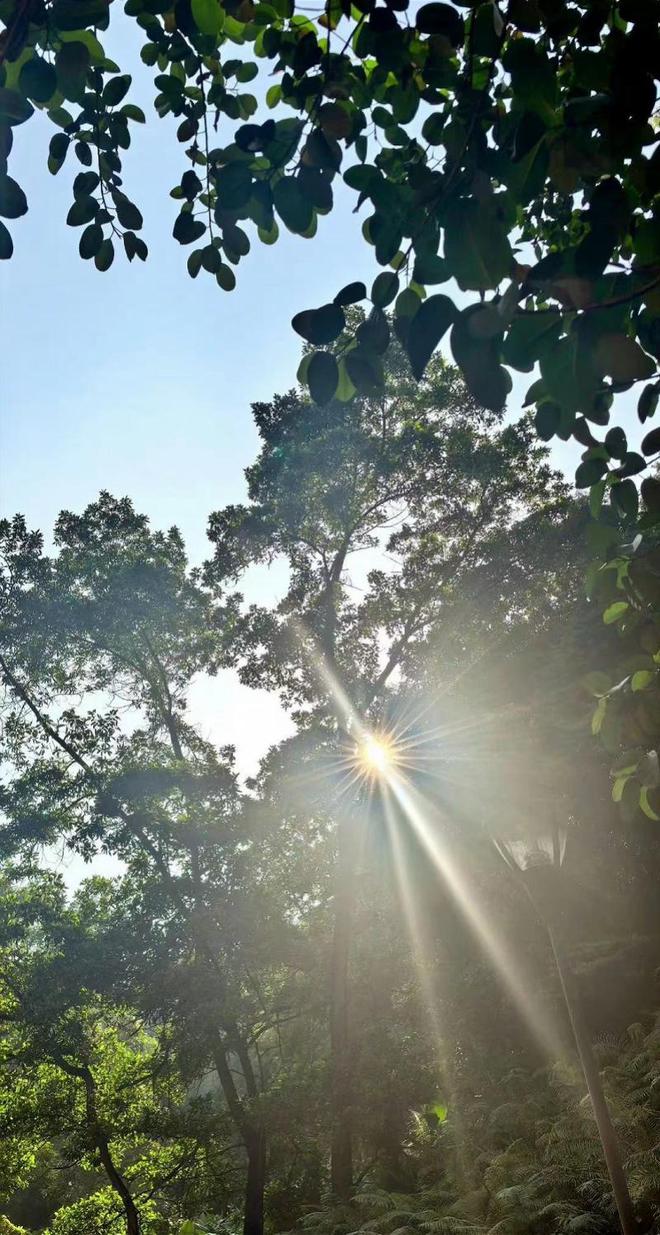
[
  {"x1": 205, "y1": 341, "x2": 575, "y2": 729},
  {"x1": 0, "y1": 356, "x2": 659, "y2": 1235},
  {"x1": 283, "y1": 1013, "x2": 660, "y2": 1235},
  {"x1": 0, "y1": 0, "x2": 657, "y2": 425}
]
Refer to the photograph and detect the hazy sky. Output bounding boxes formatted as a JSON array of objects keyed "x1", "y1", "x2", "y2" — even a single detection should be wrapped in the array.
[{"x1": 0, "y1": 14, "x2": 637, "y2": 808}]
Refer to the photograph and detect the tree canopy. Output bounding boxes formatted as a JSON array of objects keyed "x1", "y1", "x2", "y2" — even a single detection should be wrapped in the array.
[{"x1": 2, "y1": 353, "x2": 659, "y2": 1235}]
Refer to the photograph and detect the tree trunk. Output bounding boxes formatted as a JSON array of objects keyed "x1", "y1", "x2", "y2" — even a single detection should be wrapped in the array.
[
  {"x1": 549, "y1": 928, "x2": 638, "y2": 1235},
  {"x1": 330, "y1": 814, "x2": 357, "y2": 1202},
  {"x1": 211, "y1": 1031, "x2": 267, "y2": 1235},
  {"x1": 78, "y1": 1064, "x2": 140, "y2": 1235},
  {"x1": 243, "y1": 1125, "x2": 267, "y2": 1235}
]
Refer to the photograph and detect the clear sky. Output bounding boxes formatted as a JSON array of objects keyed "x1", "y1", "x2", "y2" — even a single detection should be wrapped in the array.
[{"x1": 0, "y1": 14, "x2": 638, "y2": 798}]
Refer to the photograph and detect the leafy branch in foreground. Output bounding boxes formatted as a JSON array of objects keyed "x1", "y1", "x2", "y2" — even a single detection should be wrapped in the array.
[{"x1": 0, "y1": 0, "x2": 657, "y2": 416}]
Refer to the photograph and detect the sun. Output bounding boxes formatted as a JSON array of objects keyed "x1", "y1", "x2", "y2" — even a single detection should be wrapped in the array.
[{"x1": 356, "y1": 733, "x2": 399, "y2": 780}]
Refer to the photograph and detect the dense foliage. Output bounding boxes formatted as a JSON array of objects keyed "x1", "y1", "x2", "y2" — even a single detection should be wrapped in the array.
[{"x1": 1, "y1": 354, "x2": 659, "y2": 1235}]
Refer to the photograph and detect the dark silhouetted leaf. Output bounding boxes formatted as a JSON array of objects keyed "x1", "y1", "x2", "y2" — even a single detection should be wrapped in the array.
[
  {"x1": 292, "y1": 303, "x2": 345, "y2": 346},
  {"x1": 308, "y1": 351, "x2": 339, "y2": 404},
  {"x1": 334, "y1": 281, "x2": 366, "y2": 306},
  {"x1": 0, "y1": 174, "x2": 27, "y2": 219},
  {"x1": 406, "y1": 294, "x2": 455, "y2": 379}
]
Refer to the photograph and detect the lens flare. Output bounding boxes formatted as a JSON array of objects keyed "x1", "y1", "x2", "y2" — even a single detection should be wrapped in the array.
[{"x1": 357, "y1": 733, "x2": 399, "y2": 778}]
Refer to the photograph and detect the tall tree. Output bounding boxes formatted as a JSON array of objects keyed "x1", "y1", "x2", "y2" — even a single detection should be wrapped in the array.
[
  {"x1": 204, "y1": 345, "x2": 582, "y2": 1199},
  {"x1": 0, "y1": 495, "x2": 308, "y2": 1235}
]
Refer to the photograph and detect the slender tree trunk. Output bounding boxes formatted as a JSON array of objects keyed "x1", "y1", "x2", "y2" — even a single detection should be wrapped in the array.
[
  {"x1": 243, "y1": 1125, "x2": 267, "y2": 1235},
  {"x1": 59, "y1": 1059, "x2": 140, "y2": 1235},
  {"x1": 548, "y1": 928, "x2": 638, "y2": 1235},
  {"x1": 211, "y1": 1032, "x2": 267, "y2": 1235},
  {"x1": 330, "y1": 814, "x2": 357, "y2": 1202}
]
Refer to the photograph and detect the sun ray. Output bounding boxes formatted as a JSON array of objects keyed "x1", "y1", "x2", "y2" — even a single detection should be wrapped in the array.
[
  {"x1": 287, "y1": 619, "x2": 566, "y2": 1063},
  {"x1": 383, "y1": 792, "x2": 445, "y2": 1049},
  {"x1": 387, "y1": 774, "x2": 565, "y2": 1061}
]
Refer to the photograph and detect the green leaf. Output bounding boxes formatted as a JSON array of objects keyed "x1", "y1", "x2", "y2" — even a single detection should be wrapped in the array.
[
  {"x1": 66, "y1": 195, "x2": 97, "y2": 226},
  {"x1": 51, "y1": 0, "x2": 109, "y2": 28},
  {"x1": 357, "y1": 309, "x2": 390, "y2": 354},
  {"x1": 612, "y1": 774, "x2": 631, "y2": 803},
  {"x1": 501, "y1": 313, "x2": 561, "y2": 372},
  {"x1": 575, "y1": 457, "x2": 607, "y2": 488},
  {"x1": 395, "y1": 288, "x2": 421, "y2": 319},
  {"x1": 123, "y1": 233, "x2": 147, "y2": 261},
  {"x1": 345, "y1": 348, "x2": 383, "y2": 394},
  {"x1": 371, "y1": 271, "x2": 398, "y2": 308},
  {"x1": 503, "y1": 37, "x2": 557, "y2": 117},
  {"x1": 0, "y1": 175, "x2": 27, "y2": 219},
  {"x1": 450, "y1": 309, "x2": 512, "y2": 411},
  {"x1": 640, "y1": 786, "x2": 660, "y2": 821},
  {"x1": 540, "y1": 335, "x2": 599, "y2": 413},
  {"x1": 73, "y1": 171, "x2": 99, "y2": 198},
  {"x1": 60, "y1": 27, "x2": 106, "y2": 59},
  {"x1": 534, "y1": 402, "x2": 561, "y2": 441},
  {"x1": 595, "y1": 333, "x2": 656, "y2": 383},
  {"x1": 192, "y1": 0, "x2": 224, "y2": 33},
  {"x1": 614, "y1": 451, "x2": 645, "y2": 479},
  {"x1": 603, "y1": 601, "x2": 629, "y2": 625},
  {"x1": 201, "y1": 244, "x2": 222, "y2": 273},
  {"x1": 102, "y1": 75, "x2": 131, "y2": 107},
  {"x1": 0, "y1": 88, "x2": 34, "y2": 126},
  {"x1": 641, "y1": 427, "x2": 660, "y2": 457},
  {"x1": 416, "y1": 2, "x2": 463, "y2": 43},
  {"x1": 334, "y1": 281, "x2": 366, "y2": 306},
  {"x1": 641, "y1": 476, "x2": 660, "y2": 514},
  {"x1": 94, "y1": 237, "x2": 114, "y2": 270},
  {"x1": 632, "y1": 670, "x2": 654, "y2": 693},
  {"x1": 173, "y1": 211, "x2": 206, "y2": 245},
  {"x1": 405, "y1": 294, "x2": 456, "y2": 380},
  {"x1": 412, "y1": 251, "x2": 448, "y2": 285},
  {"x1": 291, "y1": 303, "x2": 345, "y2": 346},
  {"x1": 318, "y1": 102, "x2": 351, "y2": 140},
  {"x1": 421, "y1": 113, "x2": 446, "y2": 145},
  {"x1": 79, "y1": 222, "x2": 103, "y2": 258},
  {"x1": 56, "y1": 41, "x2": 91, "y2": 97},
  {"x1": 307, "y1": 351, "x2": 339, "y2": 404},
  {"x1": 605, "y1": 426, "x2": 627, "y2": 460},
  {"x1": 335, "y1": 359, "x2": 356, "y2": 403},
  {"x1": 0, "y1": 219, "x2": 13, "y2": 259},
  {"x1": 115, "y1": 198, "x2": 143, "y2": 230},
  {"x1": 121, "y1": 103, "x2": 146, "y2": 123},
  {"x1": 444, "y1": 198, "x2": 513, "y2": 292},
  {"x1": 273, "y1": 176, "x2": 313, "y2": 235},
  {"x1": 19, "y1": 57, "x2": 58, "y2": 104},
  {"x1": 48, "y1": 132, "x2": 69, "y2": 174},
  {"x1": 610, "y1": 479, "x2": 638, "y2": 520},
  {"x1": 592, "y1": 696, "x2": 607, "y2": 735},
  {"x1": 257, "y1": 220, "x2": 279, "y2": 245},
  {"x1": 216, "y1": 264, "x2": 237, "y2": 290},
  {"x1": 638, "y1": 383, "x2": 659, "y2": 424},
  {"x1": 187, "y1": 248, "x2": 204, "y2": 278}
]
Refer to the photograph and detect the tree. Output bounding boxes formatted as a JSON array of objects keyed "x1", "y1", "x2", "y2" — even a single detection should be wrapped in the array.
[
  {"x1": 0, "y1": 494, "x2": 314, "y2": 1235},
  {"x1": 0, "y1": 870, "x2": 198, "y2": 1235},
  {"x1": 204, "y1": 343, "x2": 583, "y2": 1199}
]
